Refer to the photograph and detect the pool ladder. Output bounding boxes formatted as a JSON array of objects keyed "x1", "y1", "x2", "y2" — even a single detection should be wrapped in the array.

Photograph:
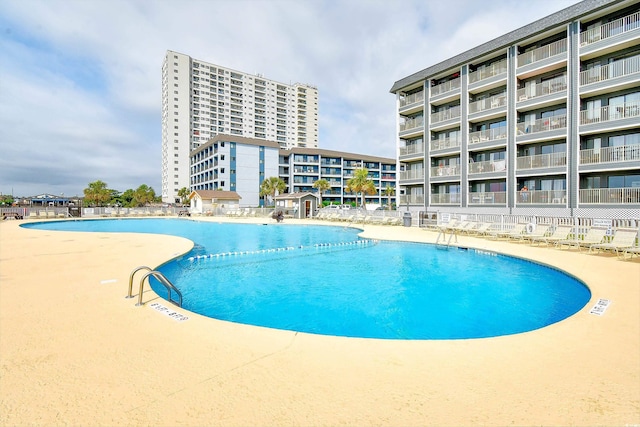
[
  {"x1": 435, "y1": 227, "x2": 458, "y2": 247},
  {"x1": 126, "y1": 266, "x2": 183, "y2": 307}
]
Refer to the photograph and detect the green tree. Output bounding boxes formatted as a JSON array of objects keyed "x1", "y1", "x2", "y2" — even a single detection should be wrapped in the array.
[
  {"x1": 120, "y1": 189, "x2": 135, "y2": 207},
  {"x1": 131, "y1": 184, "x2": 156, "y2": 207},
  {"x1": 259, "y1": 177, "x2": 286, "y2": 207},
  {"x1": 0, "y1": 195, "x2": 14, "y2": 206},
  {"x1": 83, "y1": 180, "x2": 112, "y2": 207},
  {"x1": 383, "y1": 185, "x2": 395, "y2": 210},
  {"x1": 312, "y1": 178, "x2": 330, "y2": 207},
  {"x1": 177, "y1": 187, "x2": 191, "y2": 206},
  {"x1": 346, "y1": 168, "x2": 377, "y2": 209}
]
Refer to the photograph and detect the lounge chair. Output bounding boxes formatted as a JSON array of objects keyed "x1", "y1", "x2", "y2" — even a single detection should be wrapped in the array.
[
  {"x1": 588, "y1": 228, "x2": 639, "y2": 256},
  {"x1": 451, "y1": 221, "x2": 474, "y2": 233},
  {"x1": 519, "y1": 224, "x2": 551, "y2": 243},
  {"x1": 622, "y1": 246, "x2": 640, "y2": 260},
  {"x1": 467, "y1": 222, "x2": 495, "y2": 236},
  {"x1": 557, "y1": 227, "x2": 608, "y2": 251},
  {"x1": 486, "y1": 223, "x2": 526, "y2": 240},
  {"x1": 529, "y1": 225, "x2": 573, "y2": 246}
]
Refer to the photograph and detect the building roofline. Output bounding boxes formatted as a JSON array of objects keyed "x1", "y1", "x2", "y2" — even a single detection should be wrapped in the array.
[
  {"x1": 191, "y1": 134, "x2": 282, "y2": 155},
  {"x1": 389, "y1": 0, "x2": 625, "y2": 93},
  {"x1": 281, "y1": 147, "x2": 395, "y2": 163}
]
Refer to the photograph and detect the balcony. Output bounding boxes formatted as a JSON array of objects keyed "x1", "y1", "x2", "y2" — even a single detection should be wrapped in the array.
[
  {"x1": 468, "y1": 191, "x2": 506, "y2": 205},
  {"x1": 469, "y1": 125, "x2": 507, "y2": 145},
  {"x1": 516, "y1": 114, "x2": 567, "y2": 137},
  {"x1": 400, "y1": 116, "x2": 424, "y2": 133},
  {"x1": 430, "y1": 193, "x2": 461, "y2": 205},
  {"x1": 517, "y1": 189, "x2": 567, "y2": 205},
  {"x1": 516, "y1": 152, "x2": 567, "y2": 170},
  {"x1": 469, "y1": 159, "x2": 507, "y2": 174},
  {"x1": 399, "y1": 143, "x2": 425, "y2": 158},
  {"x1": 399, "y1": 91, "x2": 424, "y2": 108},
  {"x1": 579, "y1": 101, "x2": 640, "y2": 128},
  {"x1": 579, "y1": 143, "x2": 640, "y2": 165},
  {"x1": 580, "y1": 11, "x2": 640, "y2": 51},
  {"x1": 468, "y1": 59, "x2": 508, "y2": 85},
  {"x1": 399, "y1": 169, "x2": 425, "y2": 181},
  {"x1": 431, "y1": 77, "x2": 461, "y2": 97},
  {"x1": 431, "y1": 164, "x2": 460, "y2": 177},
  {"x1": 399, "y1": 194, "x2": 425, "y2": 205},
  {"x1": 579, "y1": 187, "x2": 640, "y2": 204},
  {"x1": 430, "y1": 105, "x2": 461, "y2": 125},
  {"x1": 518, "y1": 39, "x2": 567, "y2": 68},
  {"x1": 430, "y1": 136, "x2": 461, "y2": 151},
  {"x1": 579, "y1": 55, "x2": 640, "y2": 95},
  {"x1": 517, "y1": 75, "x2": 567, "y2": 103},
  {"x1": 468, "y1": 93, "x2": 507, "y2": 115}
]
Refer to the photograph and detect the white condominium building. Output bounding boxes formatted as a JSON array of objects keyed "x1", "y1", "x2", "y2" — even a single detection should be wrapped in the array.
[
  {"x1": 161, "y1": 50, "x2": 319, "y2": 203},
  {"x1": 391, "y1": 0, "x2": 639, "y2": 219}
]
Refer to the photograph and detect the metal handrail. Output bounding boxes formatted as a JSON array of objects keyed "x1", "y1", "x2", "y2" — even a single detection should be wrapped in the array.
[
  {"x1": 137, "y1": 271, "x2": 183, "y2": 307},
  {"x1": 127, "y1": 266, "x2": 153, "y2": 299}
]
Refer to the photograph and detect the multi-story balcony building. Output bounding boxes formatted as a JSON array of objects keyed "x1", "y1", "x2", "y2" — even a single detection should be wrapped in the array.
[
  {"x1": 191, "y1": 135, "x2": 397, "y2": 208},
  {"x1": 391, "y1": 0, "x2": 640, "y2": 218},
  {"x1": 162, "y1": 50, "x2": 319, "y2": 203}
]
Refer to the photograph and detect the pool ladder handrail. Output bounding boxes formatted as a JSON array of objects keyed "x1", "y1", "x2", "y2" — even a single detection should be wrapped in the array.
[
  {"x1": 435, "y1": 227, "x2": 458, "y2": 247},
  {"x1": 126, "y1": 266, "x2": 183, "y2": 307}
]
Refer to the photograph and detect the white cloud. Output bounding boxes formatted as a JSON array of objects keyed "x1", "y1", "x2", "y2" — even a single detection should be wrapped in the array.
[{"x1": 0, "y1": 0, "x2": 580, "y2": 196}]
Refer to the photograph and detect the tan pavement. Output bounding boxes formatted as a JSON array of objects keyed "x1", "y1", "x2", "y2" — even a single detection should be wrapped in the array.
[{"x1": 0, "y1": 217, "x2": 638, "y2": 426}]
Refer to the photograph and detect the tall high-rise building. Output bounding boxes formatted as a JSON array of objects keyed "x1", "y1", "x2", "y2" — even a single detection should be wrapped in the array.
[
  {"x1": 161, "y1": 50, "x2": 319, "y2": 203},
  {"x1": 391, "y1": 0, "x2": 639, "y2": 219}
]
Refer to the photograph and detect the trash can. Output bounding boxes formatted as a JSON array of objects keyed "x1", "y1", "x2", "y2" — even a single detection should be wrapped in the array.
[{"x1": 403, "y1": 212, "x2": 412, "y2": 227}]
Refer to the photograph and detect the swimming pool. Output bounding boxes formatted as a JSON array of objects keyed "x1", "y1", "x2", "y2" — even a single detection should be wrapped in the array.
[{"x1": 23, "y1": 219, "x2": 591, "y2": 340}]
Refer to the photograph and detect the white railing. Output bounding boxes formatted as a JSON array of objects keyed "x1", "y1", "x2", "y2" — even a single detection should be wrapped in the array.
[
  {"x1": 431, "y1": 164, "x2": 460, "y2": 177},
  {"x1": 400, "y1": 91, "x2": 424, "y2": 107},
  {"x1": 469, "y1": 93, "x2": 507, "y2": 114},
  {"x1": 517, "y1": 75, "x2": 567, "y2": 101},
  {"x1": 580, "y1": 187, "x2": 640, "y2": 204},
  {"x1": 580, "y1": 143, "x2": 640, "y2": 164},
  {"x1": 468, "y1": 59, "x2": 508, "y2": 84},
  {"x1": 580, "y1": 55, "x2": 640, "y2": 86},
  {"x1": 399, "y1": 143, "x2": 425, "y2": 157},
  {"x1": 430, "y1": 136, "x2": 461, "y2": 151},
  {"x1": 516, "y1": 114, "x2": 567, "y2": 135},
  {"x1": 580, "y1": 11, "x2": 640, "y2": 46},
  {"x1": 431, "y1": 77, "x2": 461, "y2": 97},
  {"x1": 580, "y1": 100, "x2": 640, "y2": 125},
  {"x1": 469, "y1": 159, "x2": 507, "y2": 174},
  {"x1": 399, "y1": 169, "x2": 425, "y2": 181},
  {"x1": 431, "y1": 105, "x2": 461, "y2": 124},
  {"x1": 399, "y1": 194, "x2": 425, "y2": 205},
  {"x1": 469, "y1": 126, "x2": 507, "y2": 144},
  {"x1": 516, "y1": 152, "x2": 567, "y2": 170},
  {"x1": 430, "y1": 193, "x2": 462, "y2": 204},
  {"x1": 468, "y1": 191, "x2": 507, "y2": 204},
  {"x1": 517, "y1": 189, "x2": 567, "y2": 204},
  {"x1": 517, "y1": 38, "x2": 567, "y2": 67},
  {"x1": 400, "y1": 116, "x2": 424, "y2": 131}
]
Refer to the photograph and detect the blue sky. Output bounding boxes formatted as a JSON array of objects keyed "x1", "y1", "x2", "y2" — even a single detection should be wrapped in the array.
[{"x1": 0, "y1": 0, "x2": 580, "y2": 197}]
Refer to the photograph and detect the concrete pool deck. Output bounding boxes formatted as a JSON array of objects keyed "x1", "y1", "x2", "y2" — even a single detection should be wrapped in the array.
[{"x1": 0, "y1": 217, "x2": 638, "y2": 426}]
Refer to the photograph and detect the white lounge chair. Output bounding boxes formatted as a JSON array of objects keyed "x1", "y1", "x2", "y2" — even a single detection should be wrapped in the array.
[
  {"x1": 529, "y1": 225, "x2": 573, "y2": 246},
  {"x1": 588, "y1": 228, "x2": 638, "y2": 256},
  {"x1": 519, "y1": 224, "x2": 551, "y2": 243},
  {"x1": 557, "y1": 227, "x2": 608, "y2": 251},
  {"x1": 486, "y1": 223, "x2": 526, "y2": 240}
]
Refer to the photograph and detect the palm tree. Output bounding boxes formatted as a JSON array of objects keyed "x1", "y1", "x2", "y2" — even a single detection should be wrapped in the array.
[
  {"x1": 83, "y1": 180, "x2": 112, "y2": 207},
  {"x1": 312, "y1": 178, "x2": 330, "y2": 207},
  {"x1": 177, "y1": 187, "x2": 190, "y2": 206},
  {"x1": 132, "y1": 184, "x2": 156, "y2": 207},
  {"x1": 383, "y1": 185, "x2": 395, "y2": 210},
  {"x1": 259, "y1": 176, "x2": 286, "y2": 207},
  {"x1": 346, "y1": 168, "x2": 377, "y2": 210}
]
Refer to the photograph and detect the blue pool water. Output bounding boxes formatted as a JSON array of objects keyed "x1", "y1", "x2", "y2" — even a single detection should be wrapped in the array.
[{"x1": 23, "y1": 219, "x2": 591, "y2": 340}]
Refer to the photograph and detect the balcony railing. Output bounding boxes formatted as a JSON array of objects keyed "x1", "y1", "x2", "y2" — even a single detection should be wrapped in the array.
[
  {"x1": 430, "y1": 193, "x2": 461, "y2": 204},
  {"x1": 580, "y1": 143, "x2": 640, "y2": 164},
  {"x1": 399, "y1": 143, "x2": 425, "y2": 157},
  {"x1": 399, "y1": 91, "x2": 424, "y2": 107},
  {"x1": 516, "y1": 152, "x2": 567, "y2": 170},
  {"x1": 469, "y1": 125, "x2": 507, "y2": 144},
  {"x1": 580, "y1": 101, "x2": 640, "y2": 125},
  {"x1": 517, "y1": 38, "x2": 567, "y2": 67},
  {"x1": 431, "y1": 164, "x2": 460, "y2": 177},
  {"x1": 468, "y1": 59, "x2": 508, "y2": 84},
  {"x1": 517, "y1": 189, "x2": 567, "y2": 204},
  {"x1": 468, "y1": 191, "x2": 506, "y2": 204},
  {"x1": 469, "y1": 159, "x2": 507, "y2": 174},
  {"x1": 431, "y1": 77, "x2": 461, "y2": 97},
  {"x1": 399, "y1": 169, "x2": 425, "y2": 181},
  {"x1": 516, "y1": 114, "x2": 567, "y2": 135},
  {"x1": 579, "y1": 11, "x2": 640, "y2": 46},
  {"x1": 430, "y1": 136, "x2": 461, "y2": 151},
  {"x1": 469, "y1": 93, "x2": 507, "y2": 114},
  {"x1": 580, "y1": 54, "x2": 640, "y2": 86},
  {"x1": 399, "y1": 194, "x2": 425, "y2": 205},
  {"x1": 400, "y1": 116, "x2": 424, "y2": 132},
  {"x1": 517, "y1": 75, "x2": 567, "y2": 102},
  {"x1": 431, "y1": 106, "x2": 461, "y2": 124},
  {"x1": 579, "y1": 187, "x2": 640, "y2": 204}
]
